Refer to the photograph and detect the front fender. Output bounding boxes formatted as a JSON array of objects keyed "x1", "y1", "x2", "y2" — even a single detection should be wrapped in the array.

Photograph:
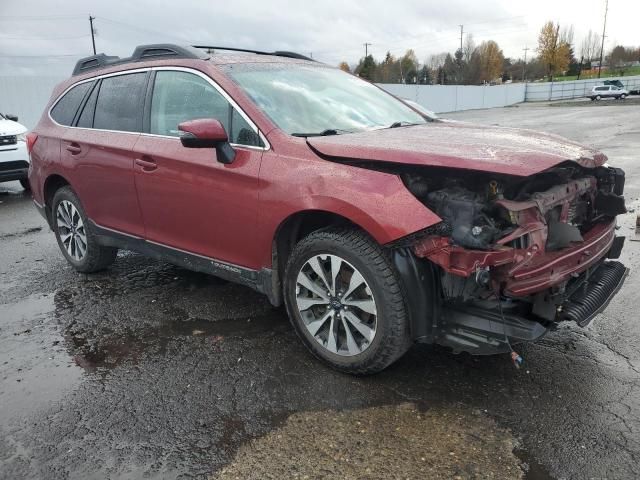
[{"x1": 257, "y1": 149, "x2": 441, "y2": 267}]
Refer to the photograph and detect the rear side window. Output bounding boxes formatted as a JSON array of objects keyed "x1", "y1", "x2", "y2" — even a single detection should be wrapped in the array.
[
  {"x1": 93, "y1": 73, "x2": 147, "y2": 132},
  {"x1": 595, "y1": 86, "x2": 607, "y2": 91},
  {"x1": 76, "y1": 82, "x2": 99, "y2": 128},
  {"x1": 50, "y1": 82, "x2": 93, "y2": 126}
]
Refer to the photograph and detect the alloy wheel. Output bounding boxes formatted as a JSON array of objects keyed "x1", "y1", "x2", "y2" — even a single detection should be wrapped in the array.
[
  {"x1": 56, "y1": 200, "x2": 87, "y2": 261},
  {"x1": 295, "y1": 254, "x2": 377, "y2": 356}
]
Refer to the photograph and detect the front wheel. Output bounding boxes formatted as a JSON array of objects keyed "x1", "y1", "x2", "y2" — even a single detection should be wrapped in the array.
[
  {"x1": 284, "y1": 228, "x2": 410, "y2": 374},
  {"x1": 621, "y1": 94, "x2": 627, "y2": 99},
  {"x1": 52, "y1": 186, "x2": 118, "y2": 273}
]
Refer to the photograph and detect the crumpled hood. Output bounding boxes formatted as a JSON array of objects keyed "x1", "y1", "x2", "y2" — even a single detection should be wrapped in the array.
[{"x1": 307, "y1": 122, "x2": 607, "y2": 177}]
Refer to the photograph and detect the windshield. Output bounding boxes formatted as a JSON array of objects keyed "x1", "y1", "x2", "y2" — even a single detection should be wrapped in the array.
[{"x1": 225, "y1": 64, "x2": 427, "y2": 135}]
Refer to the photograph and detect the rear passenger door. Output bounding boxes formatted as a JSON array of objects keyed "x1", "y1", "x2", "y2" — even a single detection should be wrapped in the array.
[
  {"x1": 61, "y1": 71, "x2": 149, "y2": 237},
  {"x1": 132, "y1": 68, "x2": 265, "y2": 268}
]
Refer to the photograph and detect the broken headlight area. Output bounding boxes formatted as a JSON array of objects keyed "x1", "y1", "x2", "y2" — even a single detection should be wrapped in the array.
[
  {"x1": 396, "y1": 165, "x2": 628, "y2": 354},
  {"x1": 403, "y1": 164, "x2": 626, "y2": 282}
]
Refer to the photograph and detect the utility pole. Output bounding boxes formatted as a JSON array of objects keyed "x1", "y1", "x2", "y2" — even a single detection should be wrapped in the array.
[
  {"x1": 89, "y1": 15, "x2": 96, "y2": 55},
  {"x1": 459, "y1": 25, "x2": 464, "y2": 53},
  {"x1": 363, "y1": 42, "x2": 372, "y2": 58},
  {"x1": 597, "y1": 0, "x2": 608, "y2": 78},
  {"x1": 522, "y1": 46, "x2": 529, "y2": 82}
]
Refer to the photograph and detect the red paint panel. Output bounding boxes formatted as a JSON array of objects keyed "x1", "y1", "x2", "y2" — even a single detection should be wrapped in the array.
[
  {"x1": 308, "y1": 122, "x2": 607, "y2": 177},
  {"x1": 132, "y1": 135, "x2": 263, "y2": 268}
]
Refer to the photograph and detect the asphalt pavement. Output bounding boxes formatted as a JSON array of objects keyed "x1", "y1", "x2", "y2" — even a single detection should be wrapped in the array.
[{"x1": 1, "y1": 100, "x2": 639, "y2": 479}]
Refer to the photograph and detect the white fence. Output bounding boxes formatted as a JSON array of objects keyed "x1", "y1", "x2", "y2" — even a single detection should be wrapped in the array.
[
  {"x1": 0, "y1": 76, "x2": 64, "y2": 130},
  {"x1": 1, "y1": 73, "x2": 639, "y2": 130},
  {"x1": 524, "y1": 75, "x2": 640, "y2": 102},
  {"x1": 379, "y1": 83, "x2": 526, "y2": 113}
]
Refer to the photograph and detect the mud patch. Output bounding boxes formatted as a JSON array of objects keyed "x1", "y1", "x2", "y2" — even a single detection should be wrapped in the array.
[{"x1": 214, "y1": 403, "x2": 523, "y2": 480}]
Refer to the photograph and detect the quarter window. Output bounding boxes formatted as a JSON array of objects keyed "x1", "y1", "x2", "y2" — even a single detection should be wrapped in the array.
[
  {"x1": 50, "y1": 81, "x2": 93, "y2": 126},
  {"x1": 150, "y1": 70, "x2": 263, "y2": 147},
  {"x1": 93, "y1": 73, "x2": 147, "y2": 132}
]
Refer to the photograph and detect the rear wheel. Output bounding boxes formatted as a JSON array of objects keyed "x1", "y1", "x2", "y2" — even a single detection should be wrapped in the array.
[
  {"x1": 284, "y1": 228, "x2": 410, "y2": 374},
  {"x1": 19, "y1": 178, "x2": 30, "y2": 190},
  {"x1": 621, "y1": 94, "x2": 627, "y2": 99},
  {"x1": 595, "y1": 95, "x2": 602, "y2": 101},
  {"x1": 52, "y1": 186, "x2": 117, "y2": 273}
]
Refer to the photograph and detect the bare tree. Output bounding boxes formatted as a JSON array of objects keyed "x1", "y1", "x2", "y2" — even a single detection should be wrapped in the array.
[
  {"x1": 580, "y1": 30, "x2": 601, "y2": 61},
  {"x1": 559, "y1": 25, "x2": 574, "y2": 46},
  {"x1": 463, "y1": 34, "x2": 476, "y2": 63}
]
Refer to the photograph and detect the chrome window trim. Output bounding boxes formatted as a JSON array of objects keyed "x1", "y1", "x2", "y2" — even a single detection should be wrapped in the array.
[{"x1": 47, "y1": 66, "x2": 270, "y2": 151}]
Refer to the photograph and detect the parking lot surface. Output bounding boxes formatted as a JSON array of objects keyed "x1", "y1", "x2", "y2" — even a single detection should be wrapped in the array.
[{"x1": 1, "y1": 101, "x2": 640, "y2": 479}]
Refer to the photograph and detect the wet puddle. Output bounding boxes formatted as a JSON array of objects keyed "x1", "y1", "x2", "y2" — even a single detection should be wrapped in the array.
[{"x1": 0, "y1": 293, "x2": 83, "y2": 424}]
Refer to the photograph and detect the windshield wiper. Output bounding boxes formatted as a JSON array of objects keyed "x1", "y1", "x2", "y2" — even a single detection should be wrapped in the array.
[
  {"x1": 291, "y1": 128, "x2": 351, "y2": 138},
  {"x1": 389, "y1": 121, "x2": 421, "y2": 128}
]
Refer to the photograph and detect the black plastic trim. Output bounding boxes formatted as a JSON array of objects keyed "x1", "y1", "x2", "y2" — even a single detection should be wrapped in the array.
[{"x1": 89, "y1": 221, "x2": 273, "y2": 296}]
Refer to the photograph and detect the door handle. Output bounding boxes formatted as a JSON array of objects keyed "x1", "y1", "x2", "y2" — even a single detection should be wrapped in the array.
[
  {"x1": 135, "y1": 157, "x2": 157, "y2": 171},
  {"x1": 65, "y1": 142, "x2": 82, "y2": 155}
]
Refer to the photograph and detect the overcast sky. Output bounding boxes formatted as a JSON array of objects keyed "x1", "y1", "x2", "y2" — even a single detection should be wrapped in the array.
[{"x1": 0, "y1": 0, "x2": 638, "y2": 77}]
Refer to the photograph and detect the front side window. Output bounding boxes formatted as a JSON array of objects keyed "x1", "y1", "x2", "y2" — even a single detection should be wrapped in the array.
[
  {"x1": 224, "y1": 64, "x2": 427, "y2": 135},
  {"x1": 150, "y1": 70, "x2": 263, "y2": 147},
  {"x1": 93, "y1": 73, "x2": 147, "y2": 132},
  {"x1": 51, "y1": 81, "x2": 93, "y2": 126}
]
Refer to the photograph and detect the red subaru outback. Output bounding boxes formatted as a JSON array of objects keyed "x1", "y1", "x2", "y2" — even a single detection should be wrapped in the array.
[{"x1": 28, "y1": 44, "x2": 627, "y2": 374}]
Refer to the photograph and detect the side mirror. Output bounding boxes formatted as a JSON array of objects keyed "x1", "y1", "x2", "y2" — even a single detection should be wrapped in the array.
[
  {"x1": 5, "y1": 114, "x2": 18, "y2": 122},
  {"x1": 178, "y1": 118, "x2": 235, "y2": 164}
]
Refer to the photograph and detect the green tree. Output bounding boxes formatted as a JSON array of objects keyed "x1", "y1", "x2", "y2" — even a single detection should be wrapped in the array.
[{"x1": 355, "y1": 55, "x2": 376, "y2": 80}]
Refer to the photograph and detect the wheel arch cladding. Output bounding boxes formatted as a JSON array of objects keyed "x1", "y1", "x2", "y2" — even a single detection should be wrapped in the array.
[{"x1": 43, "y1": 173, "x2": 71, "y2": 227}]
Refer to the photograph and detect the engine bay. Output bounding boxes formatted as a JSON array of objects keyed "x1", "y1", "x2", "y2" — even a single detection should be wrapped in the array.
[{"x1": 401, "y1": 163, "x2": 626, "y2": 252}]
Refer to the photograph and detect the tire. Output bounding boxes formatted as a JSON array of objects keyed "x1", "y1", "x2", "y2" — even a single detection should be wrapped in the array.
[
  {"x1": 284, "y1": 228, "x2": 410, "y2": 374},
  {"x1": 19, "y1": 178, "x2": 30, "y2": 191},
  {"x1": 595, "y1": 95, "x2": 601, "y2": 101},
  {"x1": 621, "y1": 94, "x2": 627, "y2": 99},
  {"x1": 51, "y1": 186, "x2": 117, "y2": 273}
]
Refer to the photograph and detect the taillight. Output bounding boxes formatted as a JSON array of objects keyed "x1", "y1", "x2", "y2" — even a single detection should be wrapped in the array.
[{"x1": 26, "y1": 132, "x2": 38, "y2": 155}]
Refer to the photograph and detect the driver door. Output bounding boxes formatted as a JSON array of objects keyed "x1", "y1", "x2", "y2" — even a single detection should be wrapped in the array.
[{"x1": 132, "y1": 69, "x2": 266, "y2": 269}]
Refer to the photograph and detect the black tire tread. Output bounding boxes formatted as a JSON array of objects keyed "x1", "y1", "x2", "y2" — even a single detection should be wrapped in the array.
[
  {"x1": 284, "y1": 227, "x2": 409, "y2": 375},
  {"x1": 52, "y1": 186, "x2": 117, "y2": 273}
]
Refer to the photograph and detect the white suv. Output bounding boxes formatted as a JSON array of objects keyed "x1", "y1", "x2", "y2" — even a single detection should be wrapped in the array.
[
  {"x1": 0, "y1": 112, "x2": 29, "y2": 190},
  {"x1": 589, "y1": 85, "x2": 629, "y2": 101}
]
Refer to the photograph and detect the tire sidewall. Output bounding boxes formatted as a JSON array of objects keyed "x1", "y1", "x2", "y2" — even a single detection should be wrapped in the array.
[
  {"x1": 52, "y1": 187, "x2": 94, "y2": 270},
  {"x1": 284, "y1": 234, "x2": 403, "y2": 371}
]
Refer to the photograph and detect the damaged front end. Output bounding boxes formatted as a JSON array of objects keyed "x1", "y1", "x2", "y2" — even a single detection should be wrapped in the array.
[{"x1": 396, "y1": 163, "x2": 628, "y2": 355}]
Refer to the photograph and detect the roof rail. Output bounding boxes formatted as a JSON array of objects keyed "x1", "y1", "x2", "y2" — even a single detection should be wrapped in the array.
[
  {"x1": 72, "y1": 44, "x2": 209, "y2": 76},
  {"x1": 192, "y1": 45, "x2": 315, "y2": 62}
]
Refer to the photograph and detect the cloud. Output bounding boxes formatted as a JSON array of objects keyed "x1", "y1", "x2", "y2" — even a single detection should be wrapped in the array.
[{"x1": 0, "y1": 0, "x2": 638, "y2": 76}]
